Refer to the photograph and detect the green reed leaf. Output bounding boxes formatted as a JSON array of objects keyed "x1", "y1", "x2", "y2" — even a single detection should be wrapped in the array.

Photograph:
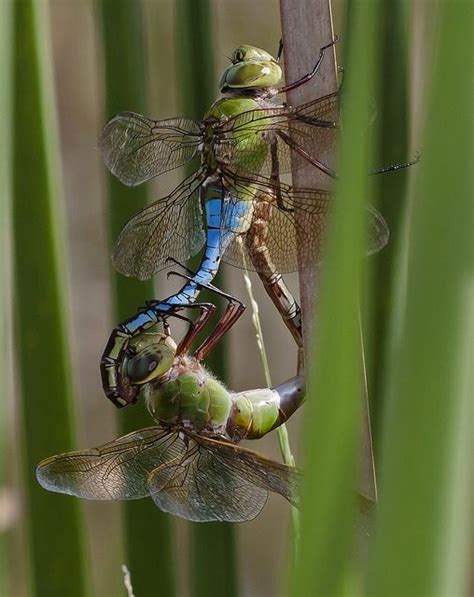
[{"x1": 12, "y1": 0, "x2": 89, "y2": 594}]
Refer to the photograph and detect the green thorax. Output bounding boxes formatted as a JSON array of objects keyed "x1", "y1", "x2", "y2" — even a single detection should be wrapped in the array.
[
  {"x1": 204, "y1": 96, "x2": 262, "y2": 120},
  {"x1": 203, "y1": 96, "x2": 270, "y2": 182},
  {"x1": 140, "y1": 355, "x2": 286, "y2": 441},
  {"x1": 142, "y1": 356, "x2": 233, "y2": 436}
]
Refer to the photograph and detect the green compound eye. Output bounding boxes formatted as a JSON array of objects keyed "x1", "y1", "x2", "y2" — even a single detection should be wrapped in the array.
[
  {"x1": 127, "y1": 348, "x2": 163, "y2": 383},
  {"x1": 125, "y1": 333, "x2": 177, "y2": 384}
]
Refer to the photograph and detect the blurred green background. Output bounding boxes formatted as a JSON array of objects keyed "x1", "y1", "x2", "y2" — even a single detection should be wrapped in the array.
[{"x1": 1, "y1": 1, "x2": 471, "y2": 596}]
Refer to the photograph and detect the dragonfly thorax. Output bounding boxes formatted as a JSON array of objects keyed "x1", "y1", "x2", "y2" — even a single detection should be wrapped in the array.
[
  {"x1": 200, "y1": 119, "x2": 221, "y2": 175},
  {"x1": 141, "y1": 356, "x2": 233, "y2": 436}
]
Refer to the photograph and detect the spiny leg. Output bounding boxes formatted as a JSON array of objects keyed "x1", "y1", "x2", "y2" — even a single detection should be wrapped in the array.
[
  {"x1": 278, "y1": 130, "x2": 419, "y2": 181},
  {"x1": 171, "y1": 302, "x2": 217, "y2": 355},
  {"x1": 278, "y1": 129, "x2": 337, "y2": 179},
  {"x1": 276, "y1": 38, "x2": 284, "y2": 63},
  {"x1": 277, "y1": 37, "x2": 339, "y2": 94},
  {"x1": 166, "y1": 269, "x2": 246, "y2": 361},
  {"x1": 194, "y1": 292, "x2": 246, "y2": 361},
  {"x1": 156, "y1": 303, "x2": 217, "y2": 355},
  {"x1": 165, "y1": 258, "x2": 243, "y2": 303},
  {"x1": 370, "y1": 153, "x2": 421, "y2": 176}
]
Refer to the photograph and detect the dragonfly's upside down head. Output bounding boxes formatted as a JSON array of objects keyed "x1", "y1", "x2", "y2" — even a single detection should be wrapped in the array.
[
  {"x1": 220, "y1": 45, "x2": 282, "y2": 93},
  {"x1": 124, "y1": 332, "x2": 177, "y2": 385}
]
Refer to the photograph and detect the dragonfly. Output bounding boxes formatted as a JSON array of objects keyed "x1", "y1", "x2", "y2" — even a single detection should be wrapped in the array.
[
  {"x1": 100, "y1": 39, "x2": 414, "y2": 408},
  {"x1": 37, "y1": 299, "x2": 304, "y2": 523}
]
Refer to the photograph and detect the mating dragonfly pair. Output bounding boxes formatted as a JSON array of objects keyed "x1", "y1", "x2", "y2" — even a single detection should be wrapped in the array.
[{"x1": 37, "y1": 39, "x2": 413, "y2": 521}]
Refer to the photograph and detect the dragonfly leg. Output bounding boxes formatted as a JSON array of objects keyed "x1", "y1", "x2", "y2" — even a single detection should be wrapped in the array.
[
  {"x1": 277, "y1": 129, "x2": 337, "y2": 179},
  {"x1": 166, "y1": 268, "x2": 245, "y2": 305},
  {"x1": 194, "y1": 292, "x2": 246, "y2": 361},
  {"x1": 276, "y1": 38, "x2": 284, "y2": 62},
  {"x1": 172, "y1": 303, "x2": 217, "y2": 355},
  {"x1": 149, "y1": 302, "x2": 216, "y2": 355},
  {"x1": 164, "y1": 268, "x2": 246, "y2": 360},
  {"x1": 277, "y1": 129, "x2": 416, "y2": 181},
  {"x1": 277, "y1": 37, "x2": 339, "y2": 94},
  {"x1": 370, "y1": 152, "x2": 421, "y2": 176}
]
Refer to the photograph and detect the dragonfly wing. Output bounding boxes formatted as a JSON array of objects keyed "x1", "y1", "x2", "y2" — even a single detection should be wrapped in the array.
[
  {"x1": 36, "y1": 428, "x2": 187, "y2": 500},
  {"x1": 99, "y1": 113, "x2": 201, "y2": 186},
  {"x1": 112, "y1": 171, "x2": 206, "y2": 280},
  {"x1": 147, "y1": 431, "x2": 301, "y2": 522},
  {"x1": 217, "y1": 92, "x2": 339, "y2": 178},
  {"x1": 221, "y1": 175, "x2": 388, "y2": 273},
  {"x1": 365, "y1": 205, "x2": 390, "y2": 254}
]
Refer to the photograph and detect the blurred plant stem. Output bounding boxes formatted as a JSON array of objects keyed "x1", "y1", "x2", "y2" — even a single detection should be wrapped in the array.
[
  {"x1": 175, "y1": 2, "x2": 237, "y2": 597},
  {"x1": 286, "y1": 0, "x2": 380, "y2": 593},
  {"x1": 367, "y1": 2, "x2": 472, "y2": 593},
  {"x1": 13, "y1": 0, "x2": 89, "y2": 594},
  {"x1": 366, "y1": 0, "x2": 409, "y2": 440},
  {"x1": 0, "y1": 0, "x2": 12, "y2": 594},
  {"x1": 98, "y1": 1, "x2": 176, "y2": 595}
]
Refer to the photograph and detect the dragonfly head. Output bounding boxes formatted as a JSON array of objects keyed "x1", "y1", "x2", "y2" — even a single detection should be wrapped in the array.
[
  {"x1": 220, "y1": 45, "x2": 282, "y2": 93},
  {"x1": 125, "y1": 333, "x2": 177, "y2": 385}
]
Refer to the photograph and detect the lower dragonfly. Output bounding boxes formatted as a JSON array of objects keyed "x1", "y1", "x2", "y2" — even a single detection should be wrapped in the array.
[
  {"x1": 100, "y1": 39, "x2": 415, "y2": 407},
  {"x1": 37, "y1": 295, "x2": 304, "y2": 523}
]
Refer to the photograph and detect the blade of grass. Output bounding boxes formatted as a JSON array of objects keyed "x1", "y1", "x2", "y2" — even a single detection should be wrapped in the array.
[
  {"x1": 367, "y1": 0, "x2": 410, "y2": 433},
  {"x1": 367, "y1": 3, "x2": 472, "y2": 594},
  {"x1": 12, "y1": 0, "x2": 89, "y2": 594},
  {"x1": 175, "y1": 3, "x2": 237, "y2": 596},
  {"x1": 98, "y1": 2, "x2": 175, "y2": 595},
  {"x1": 0, "y1": 0, "x2": 13, "y2": 594},
  {"x1": 288, "y1": 0, "x2": 379, "y2": 593},
  {"x1": 280, "y1": 0, "x2": 377, "y2": 502}
]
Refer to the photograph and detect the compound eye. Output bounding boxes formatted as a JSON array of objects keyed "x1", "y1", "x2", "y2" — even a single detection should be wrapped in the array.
[
  {"x1": 127, "y1": 349, "x2": 162, "y2": 384},
  {"x1": 233, "y1": 49, "x2": 245, "y2": 63}
]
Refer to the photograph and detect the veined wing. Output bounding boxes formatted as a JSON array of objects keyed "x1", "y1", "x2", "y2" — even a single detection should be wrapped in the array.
[
  {"x1": 221, "y1": 173, "x2": 389, "y2": 273},
  {"x1": 99, "y1": 112, "x2": 202, "y2": 186},
  {"x1": 215, "y1": 92, "x2": 339, "y2": 178},
  {"x1": 147, "y1": 431, "x2": 301, "y2": 522},
  {"x1": 112, "y1": 170, "x2": 206, "y2": 280},
  {"x1": 36, "y1": 428, "x2": 186, "y2": 500}
]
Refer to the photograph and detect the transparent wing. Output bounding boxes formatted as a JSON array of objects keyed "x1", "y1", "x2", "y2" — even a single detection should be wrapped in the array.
[
  {"x1": 147, "y1": 431, "x2": 301, "y2": 523},
  {"x1": 216, "y1": 92, "x2": 339, "y2": 178},
  {"x1": 220, "y1": 173, "x2": 389, "y2": 273},
  {"x1": 112, "y1": 170, "x2": 206, "y2": 280},
  {"x1": 36, "y1": 428, "x2": 186, "y2": 500},
  {"x1": 99, "y1": 112, "x2": 202, "y2": 186}
]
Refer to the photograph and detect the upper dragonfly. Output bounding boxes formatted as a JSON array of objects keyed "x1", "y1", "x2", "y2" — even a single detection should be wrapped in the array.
[{"x1": 99, "y1": 40, "x2": 395, "y2": 408}]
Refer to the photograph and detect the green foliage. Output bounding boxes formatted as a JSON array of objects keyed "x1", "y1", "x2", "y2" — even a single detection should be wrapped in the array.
[
  {"x1": 367, "y1": 0, "x2": 410, "y2": 428},
  {"x1": 290, "y1": 2, "x2": 379, "y2": 594},
  {"x1": 98, "y1": 1, "x2": 176, "y2": 595},
  {"x1": 367, "y1": 2, "x2": 472, "y2": 594},
  {"x1": 288, "y1": 1, "x2": 472, "y2": 595},
  {"x1": 0, "y1": 0, "x2": 13, "y2": 594},
  {"x1": 12, "y1": 0, "x2": 88, "y2": 594}
]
